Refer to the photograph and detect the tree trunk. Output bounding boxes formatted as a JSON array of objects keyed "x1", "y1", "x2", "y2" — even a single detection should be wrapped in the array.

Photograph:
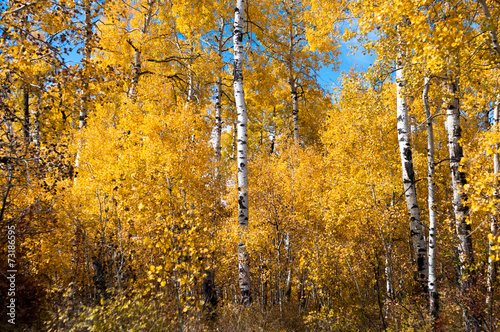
[
  {"x1": 478, "y1": 0, "x2": 499, "y2": 315},
  {"x1": 80, "y1": 0, "x2": 92, "y2": 129},
  {"x1": 396, "y1": 57, "x2": 428, "y2": 291},
  {"x1": 31, "y1": 89, "x2": 40, "y2": 149},
  {"x1": 127, "y1": 0, "x2": 154, "y2": 100},
  {"x1": 445, "y1": 77, "x2": 479, "y2": 331},
  {"x1": 487, "y1": 98, "x2": 499, "y2": 311},
  {"x1": 215, "y1": 20, "x2": 225, "y2": 164},
  {"x1": 233, "y1": 0, "x2": 251, "y2": 305},
  {"x1": 289, "y1": 27, "x2": 299, "y2": 146},
  {"x1": 75, "y1": 1, "x2": 93, "y2": 168},
  {"x1": 23, "y1": 87, "x2": 29, "y2": 143},
  {"x1": 202, "y1": 20, "x2": 225, "y2": 316},
  {"x1": 423, "y1": 76, "x2": 439, "y2": 324},
  {"x1": 269, "y1": 107, "x2": 276, "y2": 154},
  {"x1": 478, "y1": 0, "x2": 500, "y2": 57}
]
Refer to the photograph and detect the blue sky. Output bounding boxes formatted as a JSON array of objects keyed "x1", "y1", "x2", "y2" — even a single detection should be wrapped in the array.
[
  {"x1": 62, "y1": 27, "x2": 375, "y2": 95},
  {"x1": 318, "y1": 37, "x2": 375, "y2": 93}
]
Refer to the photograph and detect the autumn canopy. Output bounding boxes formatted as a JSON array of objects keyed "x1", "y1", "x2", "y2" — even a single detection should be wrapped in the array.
[{"x1": 1, "y1": 0, "x2": 500, "y2": 331}]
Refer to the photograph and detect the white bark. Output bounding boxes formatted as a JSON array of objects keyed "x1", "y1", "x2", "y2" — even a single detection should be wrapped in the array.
[
  {"x1": 232, "y1": 121, "x2": 236, "y2": 160},
  {"x1": 214, "y1": 79, "x2": 222, "y2": 159},
  {"x1": 446, "y1": 77, "x2": 479, "y2": 331},
  {"x1": 215, "y1": 20, "x2": 225, "y2": 164},
  {"x1": 487, "y1": 99, "x2": 499, "y2": 307},
  {"x1": 424, "y1": 76, "x2": 439, "y2": 322},
  {"x1": 31, "y1": 89, "x2": 40, "y2": 148},
  {"x1": 269, "y1": 107, "x2": 276, "y2": 154},
  {"x1": 288, "y1": 26, "x2": 299, "y2": 146},
  {"x1": 75, "y1": 2, "x2": 93, "y2": 168},
  {"x1": 478, "y1": 0, "x2": 500, "y2": 58},
  {"x1": 127, "y1": 0, "x2": 154, "y2": 100},
  {"x1": 446, "y1": 78, "x2": 473, "y2": 271},
  {"x1": 396, "y1": 59, "x2": 428, "y2": 289},
  {"x1": 233, "y1": 0, "x2": 251, "y2": 305},
  {"x1": 23, "y1": 87, "x2": 29, "y2": 143},
  {"x1": 79, "y1": 1, "x2": 92, "y2": 129},
  {"x1": 479, "y1": 0, "x2": 499, "y2": 311}
]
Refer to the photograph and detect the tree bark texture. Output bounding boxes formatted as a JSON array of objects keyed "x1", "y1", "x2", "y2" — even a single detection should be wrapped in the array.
[
  {"x1": 478, "y1": 0, "x2": 500, "y2": 57},
  {"x1": 446, "y1": 77, "x2": 479, "y2": 331},
  {"x1": 215, "y1": 20, "x2": 225, "y2": 164},
  {"x1": 396, "y1": 60, "x2": 428, "y2": 291},
  {"x1": 423, "y1": 76, "x2": 439, "y2": 323},
  {"x1": 23, "y1": 87, "x2": 29, "y2": 143},
  {"x1": 289, "y1": 26, "x2": 299, "y2": 146},
  {"x1": 127, "y1": 0, "x2": 154, "y2": 101},
  {"x1": 487, "y1": 99, "x2": 499, "y2": 308},
  {"x1": 479, "y1": 0, "x2": 499, "y2": 312},
  {"x1": 233, "y1": 0, "x2": 251, "y2": 305},
  {"x1": 80, "y1": 1, "x2": 92, "y2": 129}
]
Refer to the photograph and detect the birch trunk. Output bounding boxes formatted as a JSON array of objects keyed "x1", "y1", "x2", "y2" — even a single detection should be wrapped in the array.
[
  {"x1": 215, "y1": 76, "x2": 222, "y2": 162},
  {"x1": 487, "y1": 99, "x2": 499, "y2": 308},
  {"x1": 23, "y1": 87, "x2": 29, "y2": 143},
  {"x1": 423, "y1": 76, "x2": 439, "y2": 323},
  {"x1": 446, "y1": 77, "x2": 479, "y2": 331},
  {"x1": 478, "y1": 0, "x2": 500, "y2": 57},
  {"x1": 289, "y1": 27, "x2": 299, "y2": 146},
  {"x1": 214, "y1": 20, "x2": 225, "y2": 164},
  {"x1": 203, "y1": 21, "x2": 225, "y2": 315},
  {"x1": 478, "y1": 0, "x2": 499, "y2": 312},
  {"x1": 31, "y1": 90, "x2": 40, "y2": 148},
  {"x1": 80, "y1": 1, "x2": 92, "y2": 129},
  {"x1": 396, "y1": 58, "x2": 428, "y2": 290},
  {"x1": 291, "y1": 79, "x2": 299, "y2": 146},
  {"x1": 233, "y1": 0, "x2": 251, "y2": 305},
  {"x1": 75, "y1": 1, "x2": 93, "y2": 168},
  {"x1": 127, "y1": 0, "x2": 154, "y2": 100},
  {"x1": 269, "y1": 107, "x2": 276, "y2": 154}
]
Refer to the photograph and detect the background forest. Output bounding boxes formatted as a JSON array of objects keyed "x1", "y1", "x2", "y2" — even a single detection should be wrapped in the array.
[{"x1": 1, "y1": 0, "x2": 500, "y2": 331}]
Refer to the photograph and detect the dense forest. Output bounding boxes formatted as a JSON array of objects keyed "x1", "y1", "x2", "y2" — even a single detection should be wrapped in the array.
[{"x1": 1, "y1": 0, "x2": 500, "y2": 330}]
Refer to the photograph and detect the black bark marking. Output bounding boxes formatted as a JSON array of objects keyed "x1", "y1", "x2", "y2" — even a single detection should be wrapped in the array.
[{"x1": 238, "y1": 196, "x2": 246, "y2": 210}]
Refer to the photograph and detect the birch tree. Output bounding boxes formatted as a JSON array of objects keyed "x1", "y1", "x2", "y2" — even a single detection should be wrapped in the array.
[
  {"x1": 79, "y1": 0, "x2": 93, "y2": 128},
  {"x1": 478, "y1": 0, "x2": 500, "y2": 311},
  {"x1": 396, "y1": 37, "x2": 428, "y2": 291},
  {"x1": 423, "y1": 76, "x2": 439, "y2": 323},
  {"x1": 233, "y1": 0, "x2": 251, "y2": 305},
  {"x1": 446, "y1": 75, "x2": 480, "y2": 331},
  {"x1": 127, "y1": 0, "x2": 155, "y2": 101},
  {"x1": 487, "y1": 99, "x2": 499, "y2": 310}
]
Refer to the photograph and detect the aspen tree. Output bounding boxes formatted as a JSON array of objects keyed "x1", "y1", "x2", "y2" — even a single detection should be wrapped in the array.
[
  {"x1": 446, "y1": 75, "x2": 480, "y2": 331},
  {"x1": 215, "y1": 19, "x2": 226, "y2": 164},
  {"x1": 289, "y1": 23, "x2": 300, "y2": 146},
  {"x1": 23, "y1": 87, "x2": 29, "y2": 142},
  {"x1": 79, "y1": 0, "x2": 92, "y2": 129},
  {"x1": 31, "y1": 90, "x2": 40, "y2": 148},
  {"x1": 75, "y1": 0, "x2": 94, "y2": 168},
  {"x1": 127, "y1": 0, "x2": 155, "y2": 100},
  {"x1": 487, "y1": 99, "x2": 499, "y2": 309},
  {"x1": 478, "y1": 0, "x2": 499, "y2": 311},
  {"x1": 423, "y1": 76, "x2": 439, "y2": 323},
  {"x1": 396, "y1": 29, "x2": 428, "y2": 291},
  {"x1": 233, "y1": 0, "x2": 251, "y2": 305}
]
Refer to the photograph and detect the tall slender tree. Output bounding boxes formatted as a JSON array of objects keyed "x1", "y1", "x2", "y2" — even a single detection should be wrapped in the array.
[
  {"x1": 423, "y1": 76, "x2": 439, "y2": 324},
  {"x1": 233, "y1": 0, "x2": 251, "y2": 305},
  {"x1": 446, "y1": 75, "x2": 479, "y2": 331},
  {"x1": 396, "y1": 29, "x2": 428, "y2": 291},
  {"x1": 487, "y1": 98, "x2": 499, "y2": 310}
]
